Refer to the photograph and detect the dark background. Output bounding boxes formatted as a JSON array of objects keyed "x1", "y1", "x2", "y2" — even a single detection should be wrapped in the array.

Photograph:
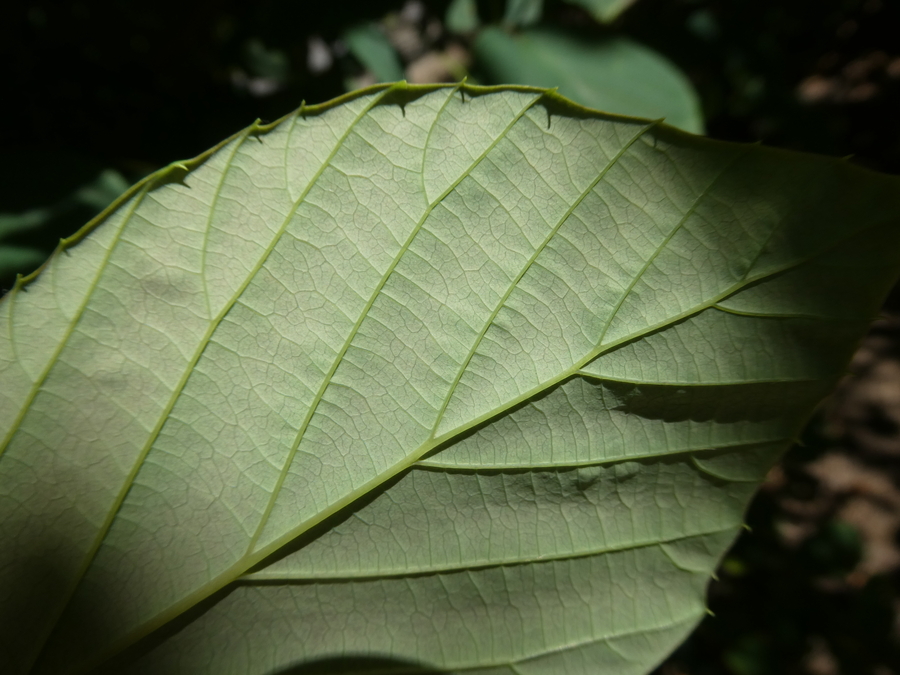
[{"x1": 3, "y1": 1, "x2": 900, "y2": 673}]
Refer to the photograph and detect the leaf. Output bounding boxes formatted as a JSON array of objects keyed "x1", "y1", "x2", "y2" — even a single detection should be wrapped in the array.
[
  {"x1": 0, "y1": 246, "x2": 48, "y2": 289},
  {"x1": 0, "y1": 169, "x2": 130, "y2": 293},
  {"x1": 503, "y1": 0, "x2": 543, "y2": 27},
  {"x1": 445, "y1": 0, "x2": 480, "y2": 34},
  {"x1": 474, "y1": 28, "x2": 704, "y2": 134},
  {"x1": 1, "y1": 82, "x2": 899, "y2": 675},
  {"x1": 343, "y1": 24, "x2": 405, "y2": 83},
  {"x1": 563, "y1": 0, "x2": 639, "y2": 23}
]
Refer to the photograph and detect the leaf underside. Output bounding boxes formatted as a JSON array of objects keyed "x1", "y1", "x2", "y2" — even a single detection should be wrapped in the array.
[{"x1": 2, "y1": 83, "x2": 899, "y2": 675}]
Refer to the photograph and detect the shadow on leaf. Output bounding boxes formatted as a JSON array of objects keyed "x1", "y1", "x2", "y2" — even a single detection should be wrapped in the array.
[{"x1": 270, "y1": 655, "x2": 445, "y2": 675}]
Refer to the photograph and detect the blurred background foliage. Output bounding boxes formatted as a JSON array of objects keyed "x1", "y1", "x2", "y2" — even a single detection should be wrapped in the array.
[{"x1": 3, "y1": 1, "x2": 900, "y2": 673}]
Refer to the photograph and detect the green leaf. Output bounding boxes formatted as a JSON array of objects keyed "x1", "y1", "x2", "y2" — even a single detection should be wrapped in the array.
[
  {"x1": 2, "y1": 83, "x2": 899, "y2": 675},
  {"x1": 503, "y1": 0, "x2": 543, "y2": 27},
  {"x1": 0, "y1": 246, "x2": 48, "y2": 287},
  {"x1": 445, "y1": 0, "x2": 480, "y2": 33},
  {"x1": 474, "y1": 28, "x2": 704, "y2": 134},
  {"x1": 0, "y1": 169, "x2": 130, "y2": 291},
  {"x1": 343, "y1": 24, "x2": 405, "y2": 83},
  {"x1": 563, "y1": 0, "x2": 639, "y2": 23}
]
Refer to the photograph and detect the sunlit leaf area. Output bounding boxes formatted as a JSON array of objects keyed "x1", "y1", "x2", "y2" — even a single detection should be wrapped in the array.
[{"x1": 4, "y1": 2, "x2": 900, "y2": 674}]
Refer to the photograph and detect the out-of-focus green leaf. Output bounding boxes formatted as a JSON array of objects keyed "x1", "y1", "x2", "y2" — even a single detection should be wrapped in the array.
[
  {"x1": 0, "y1": 208, "x2": 56, "y2": 241},
  {"x1": 445, "y1": 0, "x2": 480, "y2": 33},
  {"x1": 342, "y1": 23, "x2": 405, "y2": 83},
  {"x1": 564, "y1": 0, "x2": 639, "y2": 23},
  {"x1": 0, "y1": 170, "x2": 128, "y2": 241},
  {"x1": 0, "y1": 247, "x2": 48, "y2": 287},
  {"x1": 474, "y1": 28, "x2": 704, "y2": 133},
  {"x1": 73, "y1": 168, "x2": 130, "y2": 212},
  {"x1": 2, "y1": 83, "x2": 900, "y2": 674},
  {"x1": 686, "y1": 9, "x2": 720, "y2": 41},
  {"x1": 0, "y1": 169, "x2": 129, "y2": 291},
  {"x1": 243, "y1": 38, "x2": 291, "y2": 82},
  {"x1": 503, "y1": 0, "x2": 543, "y2": 27}
]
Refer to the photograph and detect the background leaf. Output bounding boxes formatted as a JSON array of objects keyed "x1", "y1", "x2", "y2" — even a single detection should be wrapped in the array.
[
  {"x1": 503, "y1": 0, "x2": 544, "y2": 28},
  {"x1": 563, "y1": 0, "x2": 640, "y2": 24},
  {"x1": 474, "y1": 28, "x2": 704, "y2": 133},
  {"x1": 0, "y1": 246, "x2": 47, "y2": 287},
  {"x1": 0, "y1": 168, "x2": 129, "y2": 291},
  {"x1": 2, "y1": 83, "x2": 899, "y2": 675},
  {"x1": 342, "y1": 23, "x2": 406, "y2": 82},
  {"x1": 445, "y1": 0, "x2": 481, "y2": 34}
]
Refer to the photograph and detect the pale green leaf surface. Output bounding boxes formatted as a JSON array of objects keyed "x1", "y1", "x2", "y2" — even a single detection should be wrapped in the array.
[
  {"x1": 1, "y1": 83, "x2": 900, "y2": 675},
  {"x1": 474, "y1": 29, "x2": 704, "y2": 134}
]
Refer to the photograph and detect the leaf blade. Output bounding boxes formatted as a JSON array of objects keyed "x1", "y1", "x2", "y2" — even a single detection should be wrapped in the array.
[{"x1": 1, "y1": 83, "x2": 898, "y2": 675}]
